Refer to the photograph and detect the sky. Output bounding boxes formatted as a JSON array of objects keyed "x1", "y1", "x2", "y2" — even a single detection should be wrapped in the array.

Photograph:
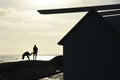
[{"x1": 0, "y1": 0, "x2": 120, "y2": 56}]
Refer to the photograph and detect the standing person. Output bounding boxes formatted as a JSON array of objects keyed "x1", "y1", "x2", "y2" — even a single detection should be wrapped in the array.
[{"x1": 33, "y1": 45, "x2": 38, "y2": 60}]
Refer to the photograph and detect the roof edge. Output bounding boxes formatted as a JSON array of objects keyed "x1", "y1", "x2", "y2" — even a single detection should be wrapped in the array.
[{"x1": 58, "y1": 8, "x2": 99, "y2": 45}]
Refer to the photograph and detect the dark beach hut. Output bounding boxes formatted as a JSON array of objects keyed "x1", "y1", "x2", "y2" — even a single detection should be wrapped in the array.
[
  {"x1": 58, "y1": 9, "x2": 120, "y2": 80},
  {"x1": 38, "y1": 4, "x2": 120, "y2": 80}
]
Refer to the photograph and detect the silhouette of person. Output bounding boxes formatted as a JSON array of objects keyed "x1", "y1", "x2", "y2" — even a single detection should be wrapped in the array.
[{"x1": 32, "y1": 45, "x2": 38, "y2": 60}]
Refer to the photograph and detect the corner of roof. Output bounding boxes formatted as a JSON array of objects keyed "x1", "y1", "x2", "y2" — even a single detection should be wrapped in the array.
[{"x1": 58, "y1": 8, "x2": 103, "y2": 45}]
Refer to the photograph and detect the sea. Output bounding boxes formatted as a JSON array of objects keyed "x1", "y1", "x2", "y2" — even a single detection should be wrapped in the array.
[
  {"x1": 0, "y1": 55, "x2": 56, "y2": 62},
  {"x1": 0, "y1": 55, "x2": 63, "y2": 80}
]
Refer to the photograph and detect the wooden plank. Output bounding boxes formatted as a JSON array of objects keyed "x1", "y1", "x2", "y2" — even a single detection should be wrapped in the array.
[
  {"x1": 37, "y1": 4, "x2": 120, "y2": 14},
  {"x1": 99, "y1": 10, "x2": 120, "y2": 16}
]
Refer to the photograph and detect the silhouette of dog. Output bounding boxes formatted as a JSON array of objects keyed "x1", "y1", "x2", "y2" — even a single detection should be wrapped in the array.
[{"x1": 22, "y1": 51, "x2": 31, "y2": 60}]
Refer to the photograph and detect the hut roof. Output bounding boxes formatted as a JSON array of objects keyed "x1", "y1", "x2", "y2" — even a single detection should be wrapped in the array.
[{"x1": 58, "y1": 9, "x2": 120, "y2": 45}]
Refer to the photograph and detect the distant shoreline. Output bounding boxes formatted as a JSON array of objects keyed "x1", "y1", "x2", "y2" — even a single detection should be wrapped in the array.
[{"x1": 0, "y1": 55, "x2": 58, "y2": 63}]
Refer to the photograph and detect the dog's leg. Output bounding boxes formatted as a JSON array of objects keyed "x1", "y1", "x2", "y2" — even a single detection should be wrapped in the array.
[{"x1": 27, "y1": 55, "x2": 30, "y2": 60}]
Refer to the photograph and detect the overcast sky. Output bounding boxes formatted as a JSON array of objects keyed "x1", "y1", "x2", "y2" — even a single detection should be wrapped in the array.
[{"x1": 0, "y1": 0, "x2": 120, "y2": 56}]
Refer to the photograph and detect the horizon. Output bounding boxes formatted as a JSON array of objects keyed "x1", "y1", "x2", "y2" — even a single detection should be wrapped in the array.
[
  {"x1": 0, "y1": 0, "x2": 120, "y2": 56},
  {"x1": 0, "y1": 53, "x2": 61, "y2": 56},
  {"x1": 0, "y1": 55, "x2": 57, "y2": 62}
]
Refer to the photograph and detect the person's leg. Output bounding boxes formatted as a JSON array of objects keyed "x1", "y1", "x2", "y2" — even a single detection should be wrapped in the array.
[
  {"x1": 35, "y1": 54, "x2": 36, "y2": 60},
  {"x1": 33, "y1": 54, "x2": 34, "y2": 60},
  {"x1": 36, "y1": 53, "x2": 37, "y2": 60},
  {"x1": 35, "y1": 53, "x2": 37, "y2": 60}
]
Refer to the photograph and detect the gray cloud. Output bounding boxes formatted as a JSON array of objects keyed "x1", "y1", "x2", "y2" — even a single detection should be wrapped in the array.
[
  {"x1": 0, "y1": 8, "x2": 16, "y2": 16},
  {"x1": 0, "y1": 0, "x2": 120, "y2": 55}
]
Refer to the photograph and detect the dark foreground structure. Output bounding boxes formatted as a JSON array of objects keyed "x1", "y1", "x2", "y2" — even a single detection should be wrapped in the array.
[
  {"x1": 58, "y1": 10, "x2": 120, "y2": 80},
  {"x1": 38, "y1": 4, "x2": 120, "y2": 80}
]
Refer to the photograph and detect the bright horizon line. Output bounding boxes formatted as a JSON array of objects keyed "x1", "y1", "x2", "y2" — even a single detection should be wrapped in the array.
[{"x1": 0, "y1": 54, "x2": 62, "y2": 56}]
